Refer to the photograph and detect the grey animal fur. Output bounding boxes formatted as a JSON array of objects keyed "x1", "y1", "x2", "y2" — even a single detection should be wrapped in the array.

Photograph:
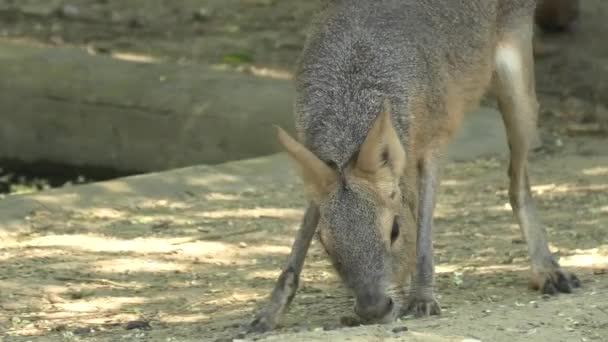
[{"x1": 245, "y1": 0, "x2": 580, "y2": 334}]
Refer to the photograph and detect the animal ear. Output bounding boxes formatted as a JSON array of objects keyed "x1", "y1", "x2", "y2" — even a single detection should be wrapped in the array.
[
  {"x1": 276, "y1": 126, "x2": 337, "y2": 198},
  {"x1": 356, "y1": 98, "x2": 406, "y2": 176}
]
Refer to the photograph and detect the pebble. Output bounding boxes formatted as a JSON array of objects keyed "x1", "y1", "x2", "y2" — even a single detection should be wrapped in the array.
[
  {"x1": 193, "y1": 8, "x2": 211, "y2": 21},
  {"x1": 72, "y1": 327, "x2": 93, "y2": 335},
  {"x1": 392, "y1": 326, "x2": 409, "y2": 333},
  {"x1": 59, "y1": 4, "x2": 80, "y2": 18},
  {"x1": 125, "y1": 320, "x2": 152, "y2": 330},
  {"x1": 339, "y1": 316, "x2": 361, "y2": 327}
]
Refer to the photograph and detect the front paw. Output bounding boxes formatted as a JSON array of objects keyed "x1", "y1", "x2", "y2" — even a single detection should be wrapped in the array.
[
  {"x1": 246, "y1": 311, "x2": 277, "y2": 334},
  {"x1": 403, "y1": 295, "x2": 441, "y2": 318},
  {"x1": 530, "y1": 269, "x2": 581, "y2": 295}
]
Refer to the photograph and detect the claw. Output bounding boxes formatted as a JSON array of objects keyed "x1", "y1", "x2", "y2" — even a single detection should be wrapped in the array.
[
  {"x1": 403, "y1": 297, "x2": 441, "y2": 318},
  {"x1": 248, "y1": 317, "x2": 272, "y2": 334},
  {"x1": 533, "y1": 269, "x2": 581, "y2": 295}
]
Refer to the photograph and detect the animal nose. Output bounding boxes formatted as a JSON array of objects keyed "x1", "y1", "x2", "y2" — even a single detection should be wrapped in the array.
[{"x1": 354, "y1": 292, "x2": 394, "y2": 321}]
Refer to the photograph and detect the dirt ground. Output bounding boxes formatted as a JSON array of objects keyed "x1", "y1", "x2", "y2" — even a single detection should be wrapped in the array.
[{"x1": 1, "y1": 0, "x2": 608, "y2": 341}]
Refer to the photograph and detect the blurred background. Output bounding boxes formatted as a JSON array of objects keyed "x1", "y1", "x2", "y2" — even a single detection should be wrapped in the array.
[{"x1": 0, "y1": 0, "x2": 605, "y2": 197}]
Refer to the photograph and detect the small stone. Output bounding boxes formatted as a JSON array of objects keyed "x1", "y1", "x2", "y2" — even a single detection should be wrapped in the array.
[
  {"x1": 72, "y1": 327, "x2": 93, "y2": 335},
  {"x1": 213, "y1": 338, "x2": 232, "y2": 342},
  {"x1": 239, "y1": 242, "x2": 248, "y2": 248},
  {"x1": 128, "y1": 17, "x2": 145, "y2": 28},
  {"x1": 323, "y1": 323, "x2": 339, "y2": 331},
  {"x1": 392, "y1": 326, "x2": 409, "y2": 333},
  {"x1": 511, "y1": 238, "x2": 525, "y2": 244},
  {"x1": 193, "y1": 8, "x2": 211, "y2": 21},
  {"x1": 339, "y1": 316, "x2": 361, "y2": 327},
  {"x1": 125, "y1": 320, "x2": 152, "y2": 330},
  {"x1": 274, "y1": 39, "x2": 301, "y2": 50},
  {"x1": 59, "y1": 4, "x2": 80, "y2": 18},
  {"x1": 244, "y1": 0, "x2": 274, "y2": 6}
]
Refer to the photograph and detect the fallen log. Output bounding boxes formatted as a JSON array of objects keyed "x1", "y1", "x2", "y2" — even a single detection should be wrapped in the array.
[{"x1": 0, "y1": 41, "x2": 296, "y2": 172}]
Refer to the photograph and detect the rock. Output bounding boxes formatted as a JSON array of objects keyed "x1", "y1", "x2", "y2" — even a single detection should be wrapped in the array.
[
  {"x1": 392, "y1": 326, "x2": 409, "y2": 333},
  {"x1": 125, "y1": 320, "x2": 152, "y2": 330},
  {"x1": 59, "y1": 4, "x2": 80, "y2": 19},
  {"x1": 72, "y1": 327, "x2": 94, "y2": 335},
  {"x1": 339, "y1": 316, "x2": 361, "y2": 327},
  {"x1": 193, "y1": 8, "x2": 212, "y2": 21}
]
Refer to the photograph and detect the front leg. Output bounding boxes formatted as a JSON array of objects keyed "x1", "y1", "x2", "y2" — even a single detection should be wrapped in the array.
[
  {"x1": 404, "y1": 153, "x2": 441, "y2": 317},
  {"x1": 247, "y1": 203, "x2": 320, "y2": 333}
]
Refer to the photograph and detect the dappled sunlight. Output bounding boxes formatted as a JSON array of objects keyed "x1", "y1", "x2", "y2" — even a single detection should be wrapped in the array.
[
  {"x1": 441, "y1": 179, "x2": 472, "y2": 187},
  {"x1": 53, "y1": 296, "x2": 148, "y2": 313},
  {"x1": 96, "y1": 180, "x2": 136, "y2": 194},
  {"x1": 249, "y1": 66, "x2": 293, "y2": 80},
  {"x1": 532, "y1": 183, "x2": 608, "y2": 195},
  {"x1": 131, "y1": 198, "x2": 193, "y2": 210},
  {"x1": 436, "y1": 265, "x2": 462, "y2": 274},
  {"x1": 205, "y1": 290, "x2": 260, "y2": 308},
  {"x1": 204, "y1": 192, "x2": 242, "y2": 201},
  {"x1": 160, "y1": 313, "x2": 210, "y2": 324},
  {"x1": 110, "y1": 52, "x2": 160, "y2": 64},
  {"x1": 1, "y1": 134, "x2": 606, "y2": 340},
  {"x1": 434, "y1": 246, "x2": 608, "y2": 277},
  {"x1": 84, "y1": 207, "x2": 126, "y2": 219},
  {"x1": 170, "y1": 241, "x2": 234, "y2": 259},
  {"x1": 25, "y1": 193, "x2": 80, "y2": 206},
  {"x1": 582, "y1": 166, "x2": 608, "y2": 176},
  {"x1": 463, "y1": 264, "x2": 529, "y2": 275},
  {"x1": 20, "y1": 234, "x2": 225, "y2": 255},
  {"x1": 94, "y1": 258, "x2": 188, "y2": 273},
  {"x1": 246, "y1": 269, "x2": 282, "y2": 280},
  {"x1": 560, "y1": 247, "x2": 608, "y2": 268},
  {"x1": 0, "y1": 246, "x2": 72, "y2": 260},
  {"x1": 485, "y1": 204, "x2": 512, "y2": 212},
  {"x1": 236, "y1": 244, "x2": 291, "y2": 257},
  {"x1": 41, "y1": 311, "x2": 140, "y2": 325},
  {"x1": 185, "y1": 174, "x2": 240, "y2": 187},
  {"x1": 198, "y1": 207, "x2": 303, "y2": 220}
]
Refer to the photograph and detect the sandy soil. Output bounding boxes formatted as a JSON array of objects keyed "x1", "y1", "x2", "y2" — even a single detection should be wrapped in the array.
[
  {"x1": 0, "y1": 1, "x2": 607, "y2": 341},
  {"x1": 1, "y1": 141, "x2": 607, "y2": 342}
]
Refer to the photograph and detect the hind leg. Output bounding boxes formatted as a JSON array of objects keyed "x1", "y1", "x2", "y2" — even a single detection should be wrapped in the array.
[{"x1": 493, "y1": 23, "x2": 580, "y2": 294}]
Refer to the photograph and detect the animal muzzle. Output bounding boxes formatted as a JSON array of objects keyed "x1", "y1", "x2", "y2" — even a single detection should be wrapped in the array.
[{"x1": 354, "y1": 290, "x2": 394, "y2": 322}]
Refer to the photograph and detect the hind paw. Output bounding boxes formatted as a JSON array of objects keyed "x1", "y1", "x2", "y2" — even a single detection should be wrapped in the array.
[{"x1": 531, "y1": 269, "x2": 581, "y2": 295}]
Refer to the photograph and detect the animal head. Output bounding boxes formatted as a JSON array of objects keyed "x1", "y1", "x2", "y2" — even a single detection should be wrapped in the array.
[{"x1": 277, "y1": 99, "x2": 416, "y2": 323}]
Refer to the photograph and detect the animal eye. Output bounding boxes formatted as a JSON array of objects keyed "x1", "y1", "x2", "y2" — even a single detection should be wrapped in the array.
[{"x1": 390, "y1": 217, "x2": 399, "y2": 244}]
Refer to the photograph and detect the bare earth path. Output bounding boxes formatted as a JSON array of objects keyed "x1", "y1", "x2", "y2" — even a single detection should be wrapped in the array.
[{"x1": 1, "y1": 137, "x2": 607, "y2": 341}]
